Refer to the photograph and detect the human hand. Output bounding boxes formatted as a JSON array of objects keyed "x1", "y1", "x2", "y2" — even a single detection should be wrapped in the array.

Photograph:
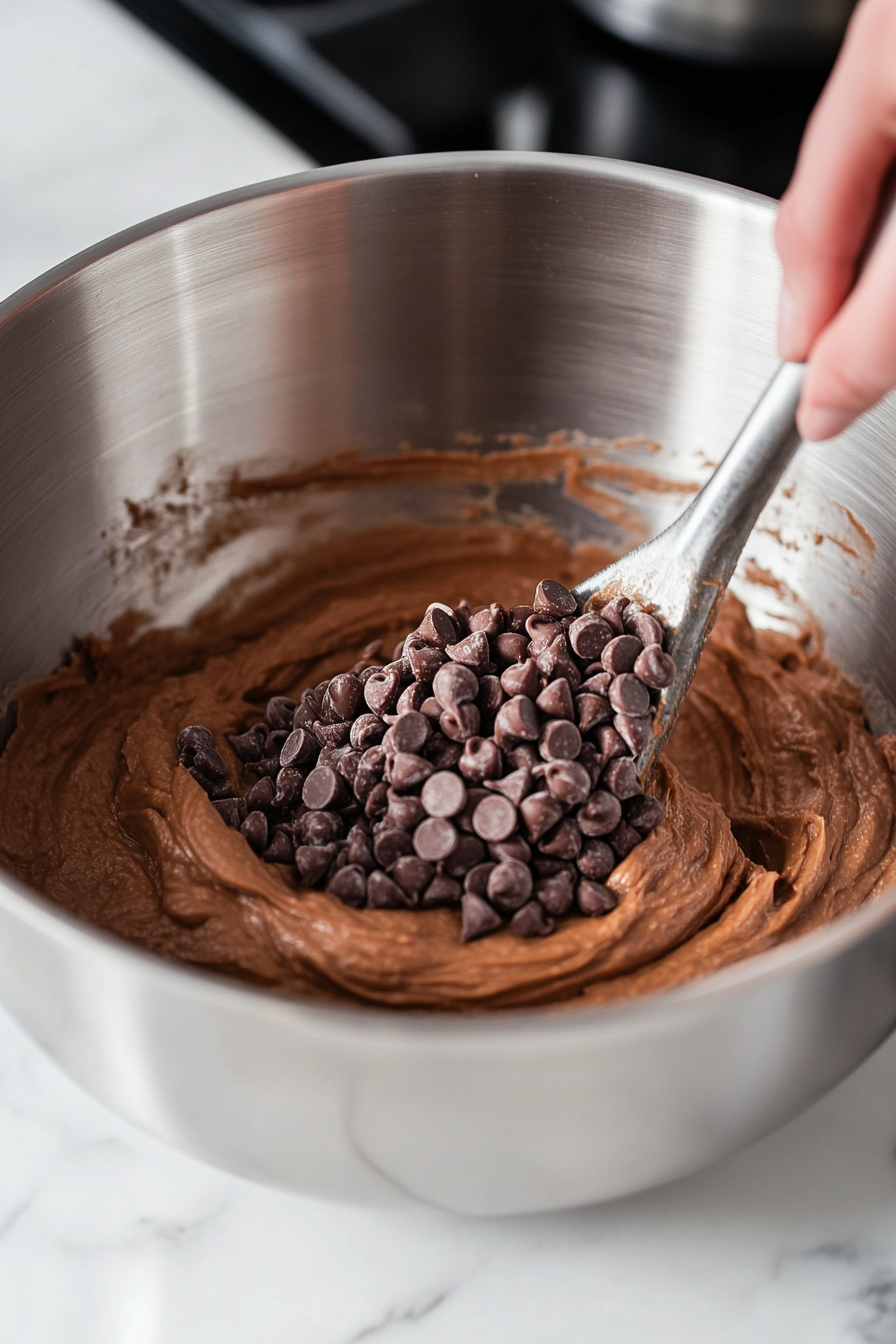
[{"x1": 776, "y1": 0, "x2": 896, "y2": 441}]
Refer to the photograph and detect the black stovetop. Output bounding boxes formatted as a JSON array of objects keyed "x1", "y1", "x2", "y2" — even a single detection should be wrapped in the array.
[{"x1": 114, "y1": 0, "x2": 832, "y2": 198}]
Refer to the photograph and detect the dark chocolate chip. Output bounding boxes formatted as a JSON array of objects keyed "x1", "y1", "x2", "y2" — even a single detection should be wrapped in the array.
[
  {"x1": 634, "y1": 645, "x2": 677, "y2": 689},
  {"x1": 491, "y1": 632, "x2": 529, "y2": 667},
  {"x1": 538, "y1": 818, "x2": 582, "y2": 860},
  {"x1": 538, "y1": 719, "x2": 582, "y2": 761},
  {"x1": 177, "y1": 724, "x2": 215, "y2": 755},
  {"x1": 460, "y1": 892, "x2": 503, "y2": 941},
  {"x1": 443, "y1": 834, "x2": 487, "y2": 877},
  {"x1": 543, "y1": 759, "x2": 591, "y2": 806},
  {"x1": 533, "y1": 579, "x2": 577, "y2": 617},
  {"x1": 602, "y1": 757, "x2": 643, "y2": 799},
  {"x1": 246, "y1": 776, "x2": 276, "y2": 813},
  {"x1": 578, "y1": 789, "x2": 623, "y2": 836},
  {"x1": 364, "y1": 668, "x2": 401, "y2": 716},
  {"x1": 476, "y1": 675, "x2": 504, "y2": 718},
  {"x1": 364, "y1": 780, "x2": 389, "y2": 820},
  {"x1": 421, "y1": 874, "x2": 463, "y2": 907},
  {"x1": 295, "y1": 843, "x2": 337, "y2": 885},
  {"x1": 510, "y1": 900, "x2": 555, "y2": 937},
  {"x1": 424, "y1": 733, "x2": 463, "y2": 770},
  {"x1": 247, "y1": 757, "x2": 281, "y2": 780},
  {"x1": 495, "y1": 695, "x2": 539, "y2": 742},
  {"x1": 614, "y1": 713, "x2": 653, "y2": 755},
  {"x1": 346, "y1": 826, "x2": 376, "y2": 870},
  {"x1": 211, "y1": 798, "x2": 242, "y2": 829},
  {"x1": 413, "y1": 816, "x2": 458, "y2": 861},
  {"x1": 303, "y1": 766, "x2": 346, "y2": 810},
  {"x1": 606, "y1": 819, "x2": 643, "y2": 859},
  {"x1": 241, "y1": 811, "x2": 268, "y2": 853},
  {"x1": 272, "y1": 767, "x2": 305, "y2": 809},
  {"x1": 397, "y1": 682, "x2": 431, "y2": 714},
  {"x1": 507, "y1": 604, "x2": 534, "y2": 633},
  {"x1": 500, "y1": 660, "x2": 540, "y2": 698},
  {"x1": 418, "y1": 603, "x2": 459, "y2": 648},
  {"x1": 311, "y1": 721, "x2": 352, "y2": 748},
  {"x1": 577, "y1": 741, "x2": 603, "y2": 788},
  {"x1": 624, "y1": 610, "x2": 663, "y2": 648},
  {"x1": 525, "y1": 612, "x2": 562, "y2": 654},
  {"x1": 227, "y1": 727, "x2": 265, "y2": 763},
  {"x1": 265, "y1": 697, "x2": 297, "y2": 730},
  {"x1": 439, "y1": 703, "x2": 480, "y2": 743},
  {"x1": 472, "y1": 794, "x2": 517, "y2": 843},
  {"x1": 296, "y1": 810, "x2": 344, "y2": 845},
  {"x1": 580, "y1": 671, "x2": 612, "y2": 697},
  {"x1": 390, "y1": 855, "x2": 435, "y2": 899},
  {"x1": 504, "y1": 743, "x2": 540, "y2": 772},
  {"x1": 328, "y1": 864, "x2": 368, "y2": 906},
  {"x1": 367, "y1": 869, "x2": 415, "y2": 908},
  {"x1": 602, "y1": 634, "x2": 644, "y2": 675},
  {"x1": 405, "y1": 637, "x2": 447, "y2": 682},
  {"x1": 519, "y1": 791, "x2": 564, "y2": 842},
  {"x1": 488, "y1": 835, "x2": 532, "y2": 864},
  {"x1": 577, "y1": 838, "x2": 615, "y2": 880},
  {"x1": 192, "y1": 745, "x2": 227, "y2": 779},
  {"x1": 456, "y1": 787, "x2": 490, "y2": 832},
  {"x1": 421, "y1": 769, "x2": 467, "y2": 817},
  {"x1": 599, "y1": 595, "x2": 631, "y2": 634},
  {"x1": 469, "y1": 603, "x2": 506, "y2": 637},
  {"x1": 487, "y1": 858, "x2": 534, "y2": 912},
  {"x1": 385, "y1": 789, "x2": 426, "y2": 830},
  {"x1": 458, "y1": 736, "x2": 502, "y2": 783},
  {"x1": 262, "y1": 830, "x2": 296, "y2": 864},
  {"x1": 387, "y1": 711, "x2": 431, "y2": 755},
  {"x1": 536, "y1": 634, "x2": 582, "y2": 689},
  {"x1": 568, "y1": 613, "x2": 614, "y2": 661},
  {"x1": 320, "y1": 673, "x2": 364, "y2": 723},
  {"x1": 535, "y1": 869, "x2": 576, "y2": 916},
  {"x1": 595, "y1": 725, "x2": 629, "y2": 765},
  {"x1": 280, "y1": 727, "x2": 318, "y2": 768},
  {"x1": 446, "y1": 630, "x2": 490, "y2": 670},
  {"x1": 389, "y1": 751, "x2": 434, "y2": 792},
  {"x1": 484, "y1": 766, "x2": 532, "y2": 807},
  {"x1": 576, "y1": 693, "x2": 613, "y2": 732},
  {"x1": 609, "y1": 673, "x2": 651, "y2": 716},
  {"x1": 373, "y1": 828, "x2": 414, "y2": 868},
  {"x1": 464, "y1": 861, "x2": 497, "y2": 896},
  {"x1": 420, "y1": 697, "x2": 443, "y2": 721},
  {"x1": 432, "y1": 662, "x2": 479, "y2": 708},
  {"x1": 624, "y1": 794, "x2": 665, "y2": 833},
  {"x1": 577, "y1": 879, "x2": 618, "y2": 917}
]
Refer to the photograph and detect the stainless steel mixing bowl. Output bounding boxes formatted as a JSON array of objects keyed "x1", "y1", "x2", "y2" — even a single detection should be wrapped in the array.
[{"x1": 2, "y1": 152, "x2": 896, "y2": 1216}]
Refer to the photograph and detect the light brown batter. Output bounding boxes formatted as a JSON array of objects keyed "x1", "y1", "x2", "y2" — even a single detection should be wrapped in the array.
[{"x1": 2, "y1": 519, "x2": 895, "y2": 1011}]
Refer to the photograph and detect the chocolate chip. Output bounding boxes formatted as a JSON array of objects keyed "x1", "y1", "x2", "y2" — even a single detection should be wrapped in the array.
[
  {"x1": 519, "y1": 791, "x2": 564, "y2": 842},
  {"x1": 608, "y1": 673, "x2": 651, "y2": 716},
  {"x1": 295, "y1": 843, "x2": 337, "y2": 885},
  {"x1": 246, "y1": 776, "x2": 276, "y2": 813},
  {"x1": 458, "y1": 736, "x2": 502, "y2": 782},
  {"x1": 484, "y1": 766, "x2": 532, "y2": 807},
  {"x1": 265, "y1": 697, "x2": 297, "y2": 730},
  {"x1": 634, "y1": 645, "x2": 677, "y2": 689},
  {"x1": 536, "y1": 678, "x2": 575, "y2": 720},
  {"x1": 446, "y1": 630, "x2": 490, "y2": 670},
  {"x1": 601, "y1": 634, "x2": 644, "y2": 675},
  {"x1": 420, "y1": 697, "x2": 442, "y2": 721},
  {"x1": 487, "y1": 858, "x2": 533, "y2": 911},
  {"x1": 533, "y1": 578, "x2": 577, "y2": 617},
  {"x1": 303, "y1": 766, "x2": 346, "y2": 810},
  {"x1": 247, "y1": 757, "x2": 281, "y2": 781},
  {"x1": 624, "y1": 794, "x2": 665, "y2": 833},
  {"x1": 192, "y1": 744, "x2": 227, "y2": 779},
  {"x1": 329, "y1": 864, "x2": 368, "y2": 906},
  {"x1": 543, "y1": 759, "x2": 591, "y2": 806},
  {"x1": 413, "y1": 816, "x2": 458, "y2": 861},
  {"x1": 364, "y1": 668, "x2": 401, "y2": 716},
  {"x1": 227, "y1": 727, "x2": 265, "y2": 763},
  {"x1": 472, "y1": 794, "x2": 517, "y2": 842},
  {"x1": 535, "y1": 869, "x2": 576, "y2": 916},
  {"x1": 405, "y1": 637, "x2": 447, "y2": 682},
  {"x1": 397, "y1": 682, "x2": 431, "y2": 714},
  {"x1": 347, "y1": 826, "x2": 376, "y2": 870},
  {"x1": 456, "y1": 787, "x2": 490, "y2": 832},
  {"x1": 272, "y1": 767, "x2": 305, "y2": 809},
  {"x1": 577, "y1": 741, "x2": 603, "y2": 787},
  {"x1": 476, "y1": 675, "x2": 504, "y2": 718},
  {"x1": 606, "y1": 819, "x2": 643, "y2": 859},
  {"x1": 599, "y1": 595, "x2": 631, "y2": 634},
  {"x1": 488, "y1": 835, "x2": 532, "y2": 864},
  {"x1": 390, "y1": 855, "x2": 434, "y2": 899},
  {"x1": 577, "y1": 693, "x2": 613, "y2": 732},
  {"x1": 536, "y1": 634, "x2": 581, "y2": 689},
  {"x1": 280, "y1": 727, "x2": 318, "y2": 768},
  {"x1": 580, "y1": 671, "x2": 612, "y2": 696},
  {"x1": 373, "y1": 828, "x2": 414, "y2": 867},
  {"x1": 578, "y1": 789, "x2": 622, "y2": 836},
  {"x1": 421, "y1": 769, "x2": 467, "y2": 817},
  {"x1": 500, "y1": 660, "x2": 540, "y2": 698},
  {"x1": 357, "y1": 664, "x2": 385, "y2": 685},
  {"x1": 439, "y1": 703, "x2": 480, "y2": 743},
  {"x1": 311, "y1": 721, "x2": 352, "y2": 749},
  {"x1": 421, "y1": 873, "x2": 463, "y2": 907},
  {"x1": 432, "y1": 662, "x2": 479, "y2": 708},
  {"x1": 614, "y1": 713, "x2": 652, "y2": 755},
  {"x1": 525, "y1": 612, "x2": 562, "y2": 654},
  {"x1": 577, "y1": 879, "x2": 618, "y2": 916},
  {"x1": 595, "y1": 725, "x2": 629, "y2": 765},
  {"x1": 538, "y1": 719, "x2": 582, "y2": 761},
  {"x1": 424, "y1": 733, "x2": 463, "y2": 770},
  {"x1": 504, "y1": 743, "x2": 540, "y2": 772},
  {"x1": 241, "y1": 811, "x2": 268, "y2": 853},
  {"x1": 624, "y1": 610, "x2": 663, "y2": 648},
  {"x1": 383, "y1": 788, "x2": 423, "y2": 830},
  {"x1": 508, "y1": 604, "x2": 534, "y2": 633},
  {"x1": 577, "y1": 838, "x2": 615, "y2": 880},
  {"x1": 297, "y1": 810, "x2": 344, "y2": 845},
  {"x1": 510, "y1": 900, "x2": 555, "y2": 937},
  {"x1": 211, "y1": 798, "x2": 242, "y2": 829},
  {"x1": 389, "y1": 751, "x2": 435, "y2": 792},
  {"x1": 464, "y1": 861, "x2": 497, "y2": 896},
  {"x1": 177, "y1": 724, "x2": 215, "y2": 755},
  {"x1": 491, "y1": 632, "x2": 529, "y2": 666},
  {"x1": 460, "y1": 892, "x2": 503, "y2": 941},
  {"x1": 367, "y1": 869, "x2": 414, "y2": 908},
  {"x1": 364, "y1": 780, "x2": 389, "y2": 820},
  {"x1": 335, "y1": 750, "x2": 362, "y2": 787},
  {"x1": 443, "y1": 834, "x2": 487, "y2": 876},
  {"x1": 262, "y1": 828, "x2": 296, "y2": 864},
  {"x1": 469, "y1": 603, "x2": 506, "y2": 637},
  {"x1": 538, "y1": 818, "x2": 582, "y2": 860},
  {"x1": 568, "y1": 613, "x2": 614, "y2": 660},
  {"x1": 495, "y1": 695, "x2": 539, "y2": 742},
  {"x1": 602, "y1": 757, "x2": 643, "y2": 799},
  {"x1": 387, "y1": 711, "x2": 431, "y2": 754},
  {"x1": 320, "y1": 673, "x2": 364, "y2": 723},
  {"x1": 418, "y1": 603, "x2": 459, "y2": 648}
]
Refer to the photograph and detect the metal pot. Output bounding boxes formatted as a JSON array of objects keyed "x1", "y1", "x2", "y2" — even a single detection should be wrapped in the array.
[
  {"x1": 1, "y1": 152, "x2": 896, "y2": 1216},
  {"x1": 569, "y1": 0, "x2": 857, "y2": 64}
]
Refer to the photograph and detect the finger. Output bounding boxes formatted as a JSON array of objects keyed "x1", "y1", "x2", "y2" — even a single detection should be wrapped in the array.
[
  {"x1": 797, "y1": 211, "x2": 896, "y2": 439},
  {"x1": 776, "y1": 0, "x2": 896, "y2": 361}
]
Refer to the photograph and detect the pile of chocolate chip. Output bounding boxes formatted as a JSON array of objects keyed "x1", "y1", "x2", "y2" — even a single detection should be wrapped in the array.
[{"x1": 176, "y1": 580, "x2": 676, "y2": 942}]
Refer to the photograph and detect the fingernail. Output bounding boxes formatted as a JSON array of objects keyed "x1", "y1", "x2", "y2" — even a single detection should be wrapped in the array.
[
  {"x1": 777, "y1": 285, "x2": 798, "y2": 359},
  {"x1": 798, "y1": 404, "x2": 853, "y2": 442}
]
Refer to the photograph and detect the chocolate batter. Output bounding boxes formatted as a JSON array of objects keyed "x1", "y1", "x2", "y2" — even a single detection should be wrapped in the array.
[{"x1": 2, "y1": 520, "x2": 895, "y2": 1011}]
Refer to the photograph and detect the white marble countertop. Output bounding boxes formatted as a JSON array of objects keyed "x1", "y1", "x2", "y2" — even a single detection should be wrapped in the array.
[{"x1": 3, "y1": 2, "x2": 896, "y2": 1340}]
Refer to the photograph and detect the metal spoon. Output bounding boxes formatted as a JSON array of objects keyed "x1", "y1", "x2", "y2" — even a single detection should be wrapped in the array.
[{"x1": 572, "y1": 359, "x2": 805, "y2": 778}]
